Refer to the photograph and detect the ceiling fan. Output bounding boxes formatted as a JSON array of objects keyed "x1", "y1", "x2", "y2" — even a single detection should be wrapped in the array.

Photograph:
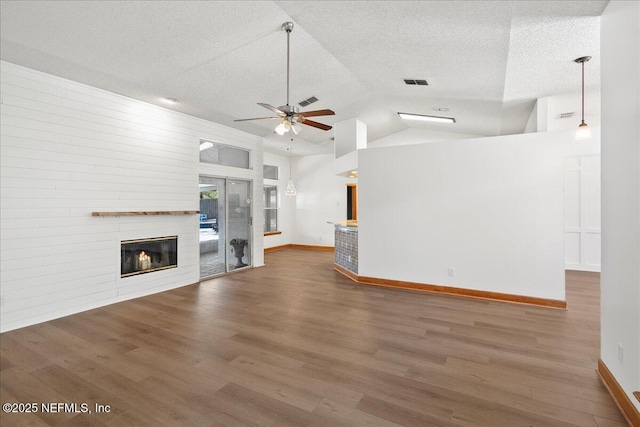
[{"x1": 234, "y1": 22, "x2": 335, "y2": 135}]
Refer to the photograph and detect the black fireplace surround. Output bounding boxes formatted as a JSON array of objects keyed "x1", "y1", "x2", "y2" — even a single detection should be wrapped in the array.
[{"x1": 121, "y1": 236, "x2": 177, "y2": 277}]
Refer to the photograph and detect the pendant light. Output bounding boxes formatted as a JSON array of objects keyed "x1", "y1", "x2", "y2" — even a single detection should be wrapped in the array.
[
  {"x1": 574, "y1": 56, "x2": 592, "y2": 140},
  {"x1": 285, "y1": 145, "x2": 297, "y2": 197}
]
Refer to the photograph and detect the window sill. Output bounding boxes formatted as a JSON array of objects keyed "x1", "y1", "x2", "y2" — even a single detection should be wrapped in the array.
[{"x1": 264, "y1": 231, "x2": 282, "y2": 236}]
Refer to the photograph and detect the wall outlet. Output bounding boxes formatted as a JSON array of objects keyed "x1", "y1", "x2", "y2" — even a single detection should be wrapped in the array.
[
  {"x1": 448, "y1": 267, "x2": 455, "y2": 277},
  {"x1": 348, "y1": 255, "x2": 352, "y2": 262},
  {"x1": 618, "y1": 343, "x2": 624, "y2": 363}
]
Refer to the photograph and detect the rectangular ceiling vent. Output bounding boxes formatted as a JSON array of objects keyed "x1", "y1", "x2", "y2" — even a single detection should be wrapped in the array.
[
  {"x1": 403, "y1": 79, "x2": 428, "y2": 86},
  {"x1": 299, "y1": 96, "x2": 319, "y2": 107},
  {"x1": 558, "y1": 112, "x2": 575, "y2": 119}
]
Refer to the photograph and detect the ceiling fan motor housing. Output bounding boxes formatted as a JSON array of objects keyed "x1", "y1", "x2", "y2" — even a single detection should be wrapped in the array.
[{"x1": 278, "y1": 105, "x2": 299, "y2": 115}]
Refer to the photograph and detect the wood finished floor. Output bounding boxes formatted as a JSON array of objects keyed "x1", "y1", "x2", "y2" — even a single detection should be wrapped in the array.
[{"x1": 0, "y1": 249, "x2": 628, "y2": 427}]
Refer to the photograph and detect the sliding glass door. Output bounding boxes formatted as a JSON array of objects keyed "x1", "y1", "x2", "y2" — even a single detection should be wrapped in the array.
[
  {"x1": 227, "y1": 179, "x2": 252, "y2": 271},
  {"x1": 199, "y1": 176, "x2": 251, "y2": 279}
]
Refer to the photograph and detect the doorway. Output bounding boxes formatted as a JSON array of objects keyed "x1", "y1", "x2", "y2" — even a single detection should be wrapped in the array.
[
  {"x1": 199, "y1": 176, "x2": 252, "y2": 279},
  {"x1": 347, "y1": 184, "x2": 358, "y2": 220}
]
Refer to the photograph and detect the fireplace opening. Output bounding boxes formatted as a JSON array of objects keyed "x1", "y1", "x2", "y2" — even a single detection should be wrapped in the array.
[{"x1": 121, "y1": 236, "x2": 177, "y2": 277}]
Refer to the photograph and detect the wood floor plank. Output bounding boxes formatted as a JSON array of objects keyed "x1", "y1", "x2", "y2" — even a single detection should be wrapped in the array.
[
  {"x1": 31, "y1": 324, "x2": 155, "y2": 382},
  {"x1": 213, "y1": 382, "x2": 319, "y2": 427},
  {"x1": 0, "y1": 367, "x2": 77, "y2": 425},
  {"x1": 125, "y1": 345, "x2": 229, "y2": 392},
  {"x1": 0, "y1": 250, "x2": 628, "y2": 426},
  {"x1": 30, "y1": 364, "x2": 129, "y2": 423},
  {"x1": 229, "y1": 355, "x2": 364, "y2": 408},
  {"x1": 0, "y1": 388, "x2": 49, "y2": 427},
  {"x1": 312, "y1": 398, "x2": 404, "y2": 427},
  {"x1": 356, "y1": 394, "x2": 455, "y2": 427},
  {"x1": 195, "y1": 357, "x2": 323, "y2": 413},
  {"x1": 0, "y1": 336, "x2": 50, "y2": 372},
  {"x1": 92, "y1": 372, "x2": 207, "y2": 426}
]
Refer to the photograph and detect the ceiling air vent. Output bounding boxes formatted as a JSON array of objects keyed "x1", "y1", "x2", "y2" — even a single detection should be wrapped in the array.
[
  {"x1": 403, "y1": 79, "x2": 428, "y2": 86},
  {"x1": 558, "y1": 112, "x2": 575, "y2": 119},
  {"x1": 298, "y1": 96, "x2": 319, "y2": 107}
]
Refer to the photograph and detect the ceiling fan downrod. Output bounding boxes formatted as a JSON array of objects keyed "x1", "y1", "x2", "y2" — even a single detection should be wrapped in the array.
[{"x1": 282, "y1": 22, "x2": 294, "y2": 107}]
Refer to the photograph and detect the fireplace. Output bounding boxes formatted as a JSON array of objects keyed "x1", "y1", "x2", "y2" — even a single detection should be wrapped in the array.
[{"x1": 121, "y1": 236, "x2": 177, "y2": 277}]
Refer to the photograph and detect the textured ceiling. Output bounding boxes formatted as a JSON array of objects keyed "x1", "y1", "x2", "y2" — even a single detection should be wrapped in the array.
[{"x1": 0, "y1": 1, "x2": 605, "y2": 155}]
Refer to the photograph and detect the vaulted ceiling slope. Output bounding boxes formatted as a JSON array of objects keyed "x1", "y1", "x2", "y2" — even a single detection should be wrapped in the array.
[{"x1": 0, "y1": 1, "x2": 605, "y2": 155}]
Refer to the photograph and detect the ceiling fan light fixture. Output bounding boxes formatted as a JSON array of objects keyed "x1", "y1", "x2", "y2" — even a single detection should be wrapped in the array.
[
  {"x1": 291, "y1": 123, "x2": 302, "y2": 134},
  {"x1": 398, "y1": 112, "x2": 456, "y2": 123},
  {"x1": 275, "y1": 120, "x2": 290, "y2": 135}
]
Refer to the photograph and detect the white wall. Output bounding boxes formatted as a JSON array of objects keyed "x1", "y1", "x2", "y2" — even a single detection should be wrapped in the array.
[
  {"x1": 368, "y1": 127, "x2": 483, "y2": 148},
  {"x1": 262, "y1": 151, "x2": 295, "y2": 248},
  {"x1": 359, "y1": 131, "x2": 568, "y2": 301},
  {"x1": 601, "y1": 0, "x2": 640, "y2": 411},
  {"x1": 292, "y1": 154, "x2": 356, "y2": 246},
  {"x1": 0, "y1": 61, "x2": 263, "y2": 332}
]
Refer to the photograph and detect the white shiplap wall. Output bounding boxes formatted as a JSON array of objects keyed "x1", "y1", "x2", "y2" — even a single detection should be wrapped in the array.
[{"x1": 0, "y1": 61, "x2": 263, "y2": 332}]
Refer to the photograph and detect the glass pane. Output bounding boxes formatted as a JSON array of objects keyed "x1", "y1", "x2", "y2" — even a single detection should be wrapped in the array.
[
  {"x1": 264, "y1": 209, "x2": 277, "y2": 232},
  {"x1": 228, "y1": 179, "x2": 252, "y2": 270},
  {"x1": 263, "y1": 164, "x2": 279, "y2": 180},
  {"x1": 199, "y1": 177, "x2": 226, "y2": 277},
  {"x1": 200, "y1": 140, "x2": 250, "y2": 169},
  {"x1": 264, "y1": 185, "x2": 277, "y2": 208}
]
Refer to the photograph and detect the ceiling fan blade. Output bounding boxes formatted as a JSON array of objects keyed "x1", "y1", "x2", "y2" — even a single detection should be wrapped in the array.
[
  {"x1": 258, "y1": 103, "x2": 285, "y2": 116},
  {"x1": 300, "y1": 119, "x2": 332, "y2": 131},
  {"x1": 299, "y1": 109, "x2": 335, "y2": 118},
  {"x1": 233, "y1": 116, "x2": 279, "y2": 122}
]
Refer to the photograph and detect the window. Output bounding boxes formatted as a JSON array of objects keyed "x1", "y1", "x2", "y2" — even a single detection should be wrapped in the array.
[
  {"x1": 263, "y1": 185, "x2": 278, "y2": 233},
  {"x1": 199, "y1": 140, "x2": 250, "y2": 169},
  {"x1": 263, "y1": 164, "x2": 279, "y2": 180}
]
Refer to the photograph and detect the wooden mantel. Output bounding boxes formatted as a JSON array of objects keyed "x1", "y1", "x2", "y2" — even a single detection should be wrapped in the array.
[{"x1": 92, "y1": 211, "x2": 199, "y2": 217}]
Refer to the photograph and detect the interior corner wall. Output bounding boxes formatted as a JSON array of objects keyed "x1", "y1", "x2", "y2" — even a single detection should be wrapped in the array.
[
  {"x1": 262, "y1": 151, "x2": 295, "y2": 248},
  {"x1": 358, "y1": 131, "x2": 566, "y2": 301},
  {"x1": 601, "y1": 0, "x2": 640, "y2": 411},
  {"x1": 523, "y1": 101, "x2": 538, "y2": 133},
  {"x1": 0, "y1": 61, "x2": 263, "y2": 332},
  {"x1": 292, "y1": 153, "x2": 356, "y2": 246}
]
